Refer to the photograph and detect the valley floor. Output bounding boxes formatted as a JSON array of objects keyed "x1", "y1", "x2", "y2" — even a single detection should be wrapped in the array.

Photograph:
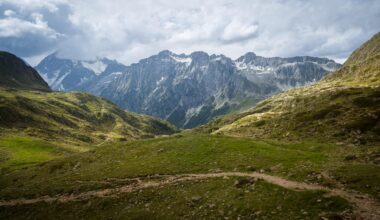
[
  {"x1": 1, "y1": 171, "x2": 380, "y2": 219},
  {"x1": 0, "y1": 133, "x2": 379, "y2": 219}
]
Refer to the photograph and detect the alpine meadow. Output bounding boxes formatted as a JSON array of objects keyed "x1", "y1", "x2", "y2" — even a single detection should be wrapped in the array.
[{"x1": 0, "y1": 1, "x2": 379, "y2": 219}]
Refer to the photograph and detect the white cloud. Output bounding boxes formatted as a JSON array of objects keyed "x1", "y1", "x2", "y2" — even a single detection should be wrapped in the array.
[
  {"x1": 0, "y1": 0, "x2": 69, "y2": 12},
  {"x1": 0, "y1": 13, "x2": 60, "y2": 38},
  {"x1": 221, "y1": 20, "x2": 259, "y2": 43},
  {"x1": 3, "y1": 9, "x2": 15, "y2": 17},
  {"x1": 0, "y1": 0, "x2": 379, "y2": 64}
]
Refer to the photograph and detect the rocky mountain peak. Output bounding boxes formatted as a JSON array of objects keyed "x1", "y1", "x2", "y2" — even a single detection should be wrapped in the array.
[
  {"x1": 242, "y1": 52, "x2": 257, "y2": 61},
  {"x1": 157, "y1": 50, "x2": 174, "y2": 57},
  {"x1": 35, "y1": 50, "x2": 341, "y2": 128},
  {"x1": 35, "y1": 52, "x2": 127, "y2": 91}
]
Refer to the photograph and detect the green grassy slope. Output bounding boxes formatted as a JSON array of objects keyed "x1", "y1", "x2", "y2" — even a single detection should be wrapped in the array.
[
  {"x1": 325, "y1": 32, "x2": 380, "y2": 86},
  {"x1": 0, "y1": 136, "x2": 71, "y2": 171},
  {"x1": 0, "y1": 87, "x2": 177, "y2": 171},
  {"x1": 2, "y1": 133, "x2": 374, "y2": 219},
  {"x1": 0, "y1": 178, "x2": 349, "y2": 220},
  {"x1": 199, "y1": 32, "x2": 380, "y2": 144},
  {"x1": 0, "y1": 134, "x2": 378, "y2": 201},
  {"x1": 0, "y1": 88, "x2": 177, "y2": 147}
]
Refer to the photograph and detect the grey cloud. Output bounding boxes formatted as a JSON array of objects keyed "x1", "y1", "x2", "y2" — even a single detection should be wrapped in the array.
[
  {"x1": 0, "y1": 1, "x2": 72, "y2": 57},
  {"x1": 0, "y1": 0, "x2": 379, "y2": 64}
]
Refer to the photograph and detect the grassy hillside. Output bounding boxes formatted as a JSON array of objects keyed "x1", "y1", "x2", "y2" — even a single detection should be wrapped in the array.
[
  {"x1": 1, "y1": 134, "x2": 378, "y2": 198},
  {"x1": 0, "y1": 136, "x2": 72, "y2": 171},
  {"x1": 0, "y1": 88, "x2": 176, "y2": 145},
  {"x1": 201, "y1": 85, "x2": 380, "y2": 144},
  {"x1": 2, "y1": 133, "x2": 377, "y2": 219},
  {"x1": 0, "y1": 179, "x2": 350, "y2": 219},
  {"x1": 325, "y1": 32, "x2": 380, "y2": 86},
  {"x1": 0, "y1": 87, "x2": 177, "y2": 170},
  {"x1": 199, "y1": 33, "x2": 380, "y2": 145},
  {"x1": 0, "y1": 51, "x2": 177, "y2": 171}
]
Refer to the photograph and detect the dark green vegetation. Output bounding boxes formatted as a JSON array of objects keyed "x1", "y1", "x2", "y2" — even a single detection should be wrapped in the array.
[
  {"x1": 0, "y1": 134, "x2": 378, "y2": 201},
  {"x1": 0, "y1": 51, "x2": 50, "y2": 91},
  {"x1": 0, "y1": 178, "x2": 349, "y2": 220},
  {"x1": 199, "y1": 33, "x2": 380, "y2": 145},
  {"x1": 0, "y1": 134, "x2": 366, "y2": 219}
]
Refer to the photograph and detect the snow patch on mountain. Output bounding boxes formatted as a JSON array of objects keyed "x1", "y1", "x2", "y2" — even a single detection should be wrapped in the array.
[
  {"x1": 81, "y1": 60, "x2": 107, "y2": 75},
  {"x1": 280, "y1": 62, "x2": 300, "y2": 67},
  {"x1": 235, "y1": 61, "x2": 274, "y2": 74},
  {"x1": 156, "y1": 76, "x2": 166, "y2": 85},
  {"x1": 170, "y1": 55, "x2": 192, "y2": 65},
  {"x1": 235, "y1": 60, "x2": 247, "y2": 70},
  {"x1": 185, "y1": 105, "x2": 204, "y2": 120},
  {"x1": 51, "y1": 70, "x2": 71, "y2": 90},
  {"x1": 79, "y1": 76, "x2": 89, "y2": 85},
  {"x1": 40, "y1": 70, "x2": 60, "y2": 85}
]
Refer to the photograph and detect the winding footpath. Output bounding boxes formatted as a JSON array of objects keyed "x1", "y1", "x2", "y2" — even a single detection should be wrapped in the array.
[{"x1": 1, "y1": 172, "x2": 379, "y2": 219}]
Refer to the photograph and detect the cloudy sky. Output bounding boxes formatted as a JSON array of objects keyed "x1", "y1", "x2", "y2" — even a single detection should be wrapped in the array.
[{"x1": 0, "y1": 0, "x2": 379, "y2": 65}]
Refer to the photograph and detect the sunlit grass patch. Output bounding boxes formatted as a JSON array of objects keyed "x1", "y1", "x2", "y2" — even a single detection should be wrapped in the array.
[{"x1": 0, "y1": 136, "x2": 66, "y2": 170}]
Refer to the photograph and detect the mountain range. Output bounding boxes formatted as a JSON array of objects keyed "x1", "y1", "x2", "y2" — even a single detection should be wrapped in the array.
[
  {"x1": 36, "y1": 51, "x2": 340, "y2": 128},
  {"x1": 201, "y1": 33, "x2": 380, "y2": 144},
  {"x1": 0, "y1": 52, "x2": 177, "y2": 146}
]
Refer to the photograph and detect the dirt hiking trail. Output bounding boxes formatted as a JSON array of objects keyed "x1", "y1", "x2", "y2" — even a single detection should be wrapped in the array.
[{"x1": 1, "y1": 172, "x2": 379, "y2": 219}]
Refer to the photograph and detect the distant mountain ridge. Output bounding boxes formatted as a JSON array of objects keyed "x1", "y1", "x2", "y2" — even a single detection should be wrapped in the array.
[
  {"x1": 235, "y1": 52, "x2": 338, "y2": 90},
  {"x1": 200, "y1": 32, "x2": 380, "y2": 144},
  {"x1": 0, "y1": 51, "x2": 50, "y2": 91},
  {"x1": 35, "y1": 51, "x2": 341, "y2": 128},
  {"x1": 0, "y1": 51, "x2": 177, "y2": 145},
  {"x1": 36, "y1": 53, "x2": 127, "y2": 91}
]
